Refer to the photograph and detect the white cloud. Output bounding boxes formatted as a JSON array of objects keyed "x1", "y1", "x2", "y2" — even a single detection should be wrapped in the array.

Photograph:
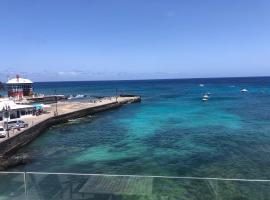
[{"x1": 57, "y1": 71, "x2": 83, "y2": 76}]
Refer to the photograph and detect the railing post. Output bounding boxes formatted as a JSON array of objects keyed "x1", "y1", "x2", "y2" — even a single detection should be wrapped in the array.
[{"x1": 24, "y1": 172, "x2": 28, "y2": 200}]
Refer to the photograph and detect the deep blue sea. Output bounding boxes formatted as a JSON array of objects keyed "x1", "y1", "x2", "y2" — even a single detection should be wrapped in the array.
[{"x1": 14, "y1": 77, "x2": 270, "y2": 179}]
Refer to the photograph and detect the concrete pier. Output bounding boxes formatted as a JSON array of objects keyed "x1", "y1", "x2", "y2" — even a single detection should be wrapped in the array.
[{"x1": 0, "y1": 96, "x2": 141, "y2": 158}]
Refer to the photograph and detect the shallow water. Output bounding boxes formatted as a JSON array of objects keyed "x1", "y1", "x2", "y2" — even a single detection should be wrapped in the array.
[{"x1": 13, "y1": 78, "x2": 270, "y2": 180}]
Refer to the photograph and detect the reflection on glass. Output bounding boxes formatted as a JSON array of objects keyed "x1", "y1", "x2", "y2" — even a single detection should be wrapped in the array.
[
  {"x1": 0, "y1": 172, "x2": 25, "y2": 200},
  {"x1": 1, "y1": 172, "x2": 270, "y2": 200}
]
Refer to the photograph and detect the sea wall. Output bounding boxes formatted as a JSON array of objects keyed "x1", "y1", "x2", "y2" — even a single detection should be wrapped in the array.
[{"x1": 0, "y1": 102, "x2": 121, "y2": 157}]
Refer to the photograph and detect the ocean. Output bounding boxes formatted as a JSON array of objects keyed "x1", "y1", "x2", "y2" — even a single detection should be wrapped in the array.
[
  {"x1": 11, "y1": 77, "x2": 270, "y2": 179},
  {"x1": 0, "y1": 78, "x2": 270, "y2": 200}
]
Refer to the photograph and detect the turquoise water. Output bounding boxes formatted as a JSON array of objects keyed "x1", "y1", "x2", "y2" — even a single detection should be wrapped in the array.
[{"x1": 14, "y1": 78, "x2": 270, "y2": 180}]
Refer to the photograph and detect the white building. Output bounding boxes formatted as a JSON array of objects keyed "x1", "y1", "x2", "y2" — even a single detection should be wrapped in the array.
[
  {"x1": 6, "y1": 75, "x2": 34, "y2": 99},
  {"x1": 0, "y1": 99, "x2": 34, "y2": 121}
]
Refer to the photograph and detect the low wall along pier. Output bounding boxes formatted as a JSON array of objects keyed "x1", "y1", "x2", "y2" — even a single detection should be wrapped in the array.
[{"x1": 0, "y1": 96, "x2": 141, "y2": 159}]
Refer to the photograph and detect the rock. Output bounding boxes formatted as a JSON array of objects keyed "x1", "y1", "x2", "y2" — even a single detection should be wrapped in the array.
[
  {"x1": 0, "y1": 154, "x2": 32, "y2": 170},
  {"x1": 0, "y1": 163, "x2": 5, "y2": 171}
]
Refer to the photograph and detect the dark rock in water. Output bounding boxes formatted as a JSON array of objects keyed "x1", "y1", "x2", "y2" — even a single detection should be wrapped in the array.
[
  {"x1": 0, "y1": 164, "x2": 5, "y2": 171},
  {"x1": 0, "y1": 154, "x2": 31, "y2": 170}
]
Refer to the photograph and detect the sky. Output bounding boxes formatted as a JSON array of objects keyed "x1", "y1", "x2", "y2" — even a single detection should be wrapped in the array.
[{"x1": 0, "y1": 0, "x2": 270, "y2": 82}]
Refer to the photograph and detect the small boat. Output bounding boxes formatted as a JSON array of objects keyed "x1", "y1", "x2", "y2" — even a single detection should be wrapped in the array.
[
  {"x1": 202, "y1": 93, "x2": 210, "y2": 102},
  {"x1": 203, "y1": 94, "x2": 209, "y2": 99},
  {"x1": 241, "y1": 89, "x2": 248, "y2": 93},
  {"x1": 199, "y1": 84, "x2": 204, "y2": 87},
  {"x1": 202, "y1": 98, "x2": 208, "y2": 102}
]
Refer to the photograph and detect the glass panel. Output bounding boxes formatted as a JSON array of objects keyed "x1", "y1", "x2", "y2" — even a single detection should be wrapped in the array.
[
  {"x1": 153, "y1": 178, "x2": 270, "y2": 200},
  {"x1": 1, "y1": 172, "x2": 270, "y2": 200},
  {"x1": 26, "y1": 173, "x2": 270, "y2": 200},
  {"x1": 0, "y1": 172, "x2": 25, "y2": 200},
  {"x1": 26, "y1": 173, "x2": 154, "y2": 200},
  {"x1": 26, "y1": 173, "x2": 76, "y2": 200}
]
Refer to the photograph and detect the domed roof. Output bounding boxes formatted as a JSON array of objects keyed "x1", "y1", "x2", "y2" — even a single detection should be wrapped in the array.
[{"x1": 6, "y1": 77, "x2": 33, "y2": 84}]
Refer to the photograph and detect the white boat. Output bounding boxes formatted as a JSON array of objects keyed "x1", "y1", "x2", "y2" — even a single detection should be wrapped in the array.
[
  {"x1": 202, "y1": 98, "x2": 208, "y2": 102},
  {"x1": 241, "y1": 89, "x2": 248, "y2": 93},
  {"x1": 199, "y1": 84, "x2": 204, "y2": 87},
  {"x1": 202, "y1": 93, "x2": 210, "y2": 102},
  {"x1": 203, "y1": 94, "x2": 209, "y2": 99}
]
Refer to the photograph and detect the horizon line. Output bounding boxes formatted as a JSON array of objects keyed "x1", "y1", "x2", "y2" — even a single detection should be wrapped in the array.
[
  {"x1": 1, "y1": 75, "x2": 270, "y2": 83},
  {"x1": 26, "y1": 75, "x2": 270, "y2": 83}
]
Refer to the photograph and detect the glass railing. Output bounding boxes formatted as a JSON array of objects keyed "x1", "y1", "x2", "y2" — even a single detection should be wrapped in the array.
[
  {"x1": 0, "y1": 172, "x2": 26, "y2": 200},
  {"x1": 1, "y1": 172, "x2": 270, "y2": 200}
]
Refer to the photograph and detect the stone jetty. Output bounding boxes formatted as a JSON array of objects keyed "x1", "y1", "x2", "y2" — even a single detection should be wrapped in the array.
[{"x1": 0, "y1": 95, "x2": 141, "y2": 169}]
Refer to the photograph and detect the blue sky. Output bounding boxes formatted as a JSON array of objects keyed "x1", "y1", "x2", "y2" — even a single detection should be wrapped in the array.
[{"x1": 0, "y1": 0, "x2": 270, "y2": 81}]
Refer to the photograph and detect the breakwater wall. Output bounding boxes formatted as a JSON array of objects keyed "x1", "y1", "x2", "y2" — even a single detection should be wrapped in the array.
[{"x1": 0, "y1": 102, "x2": 121, "y2": 157}]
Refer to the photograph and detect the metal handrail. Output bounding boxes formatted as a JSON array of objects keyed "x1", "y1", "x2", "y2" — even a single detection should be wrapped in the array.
[
  {"x1": 2, "y1": 171, "x2": 270, "y2": 182},
  {"x1": 0, "y1": 171, "x2": 25, "y2": 174}
]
